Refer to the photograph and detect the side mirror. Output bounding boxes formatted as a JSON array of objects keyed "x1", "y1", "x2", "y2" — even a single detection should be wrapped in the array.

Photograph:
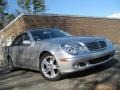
[{"x1": 23, "y1": 40, "x2": 31, "y2": 45}]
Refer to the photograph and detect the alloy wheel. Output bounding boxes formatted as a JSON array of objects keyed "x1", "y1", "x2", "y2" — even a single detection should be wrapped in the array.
[{"x1": 41, "y1": 56, "x2": 59, "y2": 79}]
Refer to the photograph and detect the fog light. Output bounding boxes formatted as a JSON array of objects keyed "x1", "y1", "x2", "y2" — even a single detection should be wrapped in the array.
[
  {"x1": 73, "y1": 62, "x2": 86, "y2": 68},
  {"x1": 73, "y1": 63, "x2": 79, "y2": 68},
  {"x1": 79, "y1": 62, "x2": 86, "y2": 67}
]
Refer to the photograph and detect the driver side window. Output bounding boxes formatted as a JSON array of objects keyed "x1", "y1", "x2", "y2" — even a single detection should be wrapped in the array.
[
  {"x1": 23, "y1": 33, "x2": 30, "y2": 41},
  {"x1": 12, "y1": 33, "x2": 30, "y2": 46},
  {"x1": 12, "y1": 35, "x2": 23, "y2": 46}
]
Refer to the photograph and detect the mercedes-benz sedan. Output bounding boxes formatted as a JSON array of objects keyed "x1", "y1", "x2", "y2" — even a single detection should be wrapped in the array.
[{"x1": 5, "y1": 28, "x2": 115, "y2": 80}]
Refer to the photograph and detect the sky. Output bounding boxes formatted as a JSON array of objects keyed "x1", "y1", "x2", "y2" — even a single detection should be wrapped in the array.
[{"x1": 7, "y1": 0, "x2": 120, "y2": 18}]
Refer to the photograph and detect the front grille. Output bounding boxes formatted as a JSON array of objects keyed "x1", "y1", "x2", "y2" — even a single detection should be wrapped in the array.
[
  {"x1": 86, "y1": 40, "x2": 107, "y2": 51},
  {"x1": 89, "y1": 54, "x2": 113, "y2": 64}
]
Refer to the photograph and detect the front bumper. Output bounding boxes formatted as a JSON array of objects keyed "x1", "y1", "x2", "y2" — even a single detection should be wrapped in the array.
[{"x1": 58, "y1": 49, "x2": 115, "y2": 74}]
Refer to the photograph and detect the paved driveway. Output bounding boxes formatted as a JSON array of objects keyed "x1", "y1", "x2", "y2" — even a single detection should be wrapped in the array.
[{"x1": 0, "y1": 48, "x2": 120, "y2": 90}]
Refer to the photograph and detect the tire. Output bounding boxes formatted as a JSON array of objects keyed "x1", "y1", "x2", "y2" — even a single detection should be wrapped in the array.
[
  {"x1": 7, "y1": 57, "x2": 15, "y2": 71},
  {"x1": 40, "y1": 53, "x2": 62, "y2": 81}
]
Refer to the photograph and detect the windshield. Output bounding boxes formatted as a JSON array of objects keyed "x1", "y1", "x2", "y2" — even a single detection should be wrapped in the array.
[{"x1": 30, "y1": 29, "x2": 71, "y2": 41}]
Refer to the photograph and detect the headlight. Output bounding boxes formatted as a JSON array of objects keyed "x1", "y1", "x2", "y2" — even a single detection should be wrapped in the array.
[
  {"x1": 61, "y1": 42, "x2": 88, "y2": 55},
  {"x1": 61, "y1": 43, "x2": 79, "y2": 55}
]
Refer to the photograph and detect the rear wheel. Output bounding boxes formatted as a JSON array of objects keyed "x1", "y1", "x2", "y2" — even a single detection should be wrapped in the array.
[
  {"x1": 7, "y1": 57, "x2": 15, "y2": 71},
  {"x1": 40, "y1": 53, "x2": 62, "y2": 81}
]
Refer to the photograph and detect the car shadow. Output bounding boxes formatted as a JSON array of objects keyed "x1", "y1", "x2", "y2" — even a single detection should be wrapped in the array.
[
  {"x1": 18, "y1": 59, "x2": 118, "y2": 80},
  {"x1": 0, "y1": 59, "x2": 119, "y2": 90},
  {"x1": 65, "y1": 59, "x2": 118, "y2": 79}
]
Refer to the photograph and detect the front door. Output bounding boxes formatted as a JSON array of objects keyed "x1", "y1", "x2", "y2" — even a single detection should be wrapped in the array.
[
  {"x1": 17, "y1": 33, "x2": 33, "y2": 68},
  {"x1": 11, "y1": 33, "x2": 32, "y2": 68}
]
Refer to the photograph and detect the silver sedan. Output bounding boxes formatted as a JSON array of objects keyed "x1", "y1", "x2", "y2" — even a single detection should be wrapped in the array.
[{"x1": 6, "y1": 28, "x2": 115, "y2": 80}]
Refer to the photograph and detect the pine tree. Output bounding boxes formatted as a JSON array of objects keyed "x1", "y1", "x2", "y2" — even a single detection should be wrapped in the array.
[{"x1": 17, "y1": 0, "x2": 45, "y2": 13}]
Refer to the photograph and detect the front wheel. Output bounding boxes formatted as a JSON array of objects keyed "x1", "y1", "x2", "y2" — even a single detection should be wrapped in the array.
[{"x1": 40, "y1": 53, "x2": 62, "y2": 81}]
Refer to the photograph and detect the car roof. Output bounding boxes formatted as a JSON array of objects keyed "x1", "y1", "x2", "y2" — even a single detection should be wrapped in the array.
[{"x1": 28, "y1": 28, "x2": 61, "y2": 32}]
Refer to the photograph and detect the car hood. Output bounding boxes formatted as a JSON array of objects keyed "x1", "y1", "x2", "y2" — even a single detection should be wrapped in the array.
[{"x1": 40, "y1": 36, "x2": 106, "y2": 44}]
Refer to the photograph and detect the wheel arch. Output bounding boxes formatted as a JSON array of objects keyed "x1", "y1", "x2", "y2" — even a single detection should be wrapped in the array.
[
  {"x1": 39, "y1": 51, "x2": 60, "y2": 69},
  {"x1": 39, "y1": 51, "x2": 52, "y2": 59}
]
